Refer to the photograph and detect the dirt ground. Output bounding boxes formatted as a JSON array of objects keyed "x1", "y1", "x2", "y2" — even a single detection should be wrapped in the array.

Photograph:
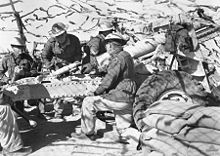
[{"x1": 1, "y1": 103, "x2": 143, "y2": 156}]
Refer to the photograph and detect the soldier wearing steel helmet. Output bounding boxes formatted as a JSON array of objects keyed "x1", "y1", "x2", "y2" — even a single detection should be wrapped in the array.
[
  {"x1": 0, "y1": 36, "x2": 40, "y2": 121},
  {"x1": 87, "y1": 22, "x2": 115, "y2": 56},
  {"x1": 81, "y1": 22, "x2": 115, "y2": 74},
  {"x1": 1, "y1": 37, "x2": 34, "y2": 93},
  {"x1": 74, "y1": 33, "x2": 137, "y2": 142},
  {"x1": 42, "y1": 22, "x2": 82, "y2": 121},
  {"x1": 42, "y1": 22, "x2": 82, "y2": 71},
  {"x1": 0, "y1": 37, "x2": 34, "y2": 82},
  {"x1": 0, "y1": 37, "x2": 33, "y2": 155}
]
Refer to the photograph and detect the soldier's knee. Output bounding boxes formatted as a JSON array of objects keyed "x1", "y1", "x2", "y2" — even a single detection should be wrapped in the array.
[
  {"x1": 82, "y1": 97, "x2": 94, "y2": 107},
  {"x1": 83, "y1": 96, "x2": 95, "y2": 103}
]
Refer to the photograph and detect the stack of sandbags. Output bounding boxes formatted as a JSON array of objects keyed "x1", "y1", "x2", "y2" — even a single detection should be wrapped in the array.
[{"x1": 140, "y1": 100, "x2": 220, "y2": 156}]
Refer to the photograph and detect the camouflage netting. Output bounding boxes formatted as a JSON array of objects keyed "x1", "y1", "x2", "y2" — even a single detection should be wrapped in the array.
[{"x1": 1, "y1": 0, "x2": 220, "y2": 53}]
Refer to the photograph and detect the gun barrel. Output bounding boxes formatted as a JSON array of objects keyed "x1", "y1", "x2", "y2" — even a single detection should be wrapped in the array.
[{"x1": 50, "y1": 62, "x2": 81, "y2": 76}]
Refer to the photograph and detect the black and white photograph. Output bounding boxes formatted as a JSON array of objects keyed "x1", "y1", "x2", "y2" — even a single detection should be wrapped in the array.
[{"x1": 1, "y1": 0, "x2": 220, "y2": 155}]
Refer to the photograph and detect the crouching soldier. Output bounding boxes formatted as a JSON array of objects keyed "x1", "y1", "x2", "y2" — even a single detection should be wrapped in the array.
[{"x1": 74, "y1": 33, "x2": 137, "y2": 142}]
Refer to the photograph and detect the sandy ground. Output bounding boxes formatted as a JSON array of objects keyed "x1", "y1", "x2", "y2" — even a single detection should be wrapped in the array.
[{"x1": 0, "y1": 103, "x2": 143, "y2": 156}]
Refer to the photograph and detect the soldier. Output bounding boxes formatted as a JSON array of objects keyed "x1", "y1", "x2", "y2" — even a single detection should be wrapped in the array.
[
  {"x1": 0, "y1": 37, "x2": 33, "y2": 82},
  {"x1": 81, "y1": 22, "x2": 114, "y2": 74},
  {"x1": 87, "y1": 22, "x2": 114, "y2": 56},
  {"x1": 42, "y1": 22, "x2": 82, "y2": 121},
  {"x1": 74, "y1": 33, "x2": 137, "y2": 142},
  {"x1": 0, "y1": 82, "x2": 32, "y2": 155},
  {"x1": 0, "y1": 37, "x2": 39, "y2": 127}
]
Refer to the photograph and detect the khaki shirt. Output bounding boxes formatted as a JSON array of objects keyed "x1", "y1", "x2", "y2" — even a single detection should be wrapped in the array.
[
  {"x1": 42, "y1": 34, "x2": 82, "y2": 69},
  {"x1": 95, "y1": 50, "x2": 137, "y2": 103},
  {"x1": 87, "y1": 34, "x2": 106, "y2": 56}
]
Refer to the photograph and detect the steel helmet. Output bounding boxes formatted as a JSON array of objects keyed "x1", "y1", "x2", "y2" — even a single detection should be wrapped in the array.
[
  {"x1": 10, "y1": 37, "x2": 25, "y2": 47},
  {"x1": 105, "y1": 33, "x2": 128, "y2": 45},
  {"x1": 49, "y1": 22, "x2": 68, "y2": 37}
]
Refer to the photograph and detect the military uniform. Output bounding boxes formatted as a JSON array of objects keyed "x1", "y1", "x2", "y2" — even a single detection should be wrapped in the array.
[
  {"x1": 0, "y1": 90, "x2": 32, "y2": 154},
  {"x1": 1, "y1": 54, "x2": 17, "y2": 81},
  {"x1": 42, "y1": 34, "x2": 82, "y2": 70},
  {"x1": 0, "y1": 37, "x2": 33, "y2": 154},
  {"x1": 0, "y1": 52, "x2": 41, "y2": 113},
  {"x1": 1, "y1": 53, "x2": 34, "y2": 81},
  {"x1": 87, "y1": 34, "x2": 106, "y2": 56},
  {"x1": 81, "y1": 49, "x2": 137, "y2": 136},
  {"x1": 0, "y1": 105, "x2": 23, "y2": 153},
  {"x1": 42, "y1": 33, "x2": 82, "y2": 118},
  {"x1": 81, "y1": 22, "x2": 114, "y2": 74},
  {"x1": 95, "y1": 50, "x2": 137, "y2": 103}
]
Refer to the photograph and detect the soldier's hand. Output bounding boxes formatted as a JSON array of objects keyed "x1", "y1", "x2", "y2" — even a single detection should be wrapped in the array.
[{"x1": 81, "y1": 63, "x2": 93, "y2": 74}]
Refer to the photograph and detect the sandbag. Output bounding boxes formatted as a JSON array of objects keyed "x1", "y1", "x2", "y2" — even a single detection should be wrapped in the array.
[{"x1": 175, "y1": 127, "x2": 220, "y2": 145}]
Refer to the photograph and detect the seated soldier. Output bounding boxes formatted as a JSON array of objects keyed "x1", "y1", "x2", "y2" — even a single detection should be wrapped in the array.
[
  {"x1": 73, "y1": 33, "x2": 137, "y2": 142},
  {"x1": 81, "y1": 22, "x2": 114, "y2": 74},
  {"x1": 87, "y1": 21, "x2": 114, "y2": 56},
  {"x1": 0, "y1": 89, "x2": 32, "y2": 155},
  {"x1": 0, "y1": 37, "x2": 39, "y2": 126}
]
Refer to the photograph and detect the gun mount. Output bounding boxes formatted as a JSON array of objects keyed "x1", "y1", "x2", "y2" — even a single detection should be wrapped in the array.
[
  {"x1": 2, "y1": 64, "x2": 102, "y2": 101},
  {"x1": 4, "y1": 75, "x2": 101, "y2": 101}
]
